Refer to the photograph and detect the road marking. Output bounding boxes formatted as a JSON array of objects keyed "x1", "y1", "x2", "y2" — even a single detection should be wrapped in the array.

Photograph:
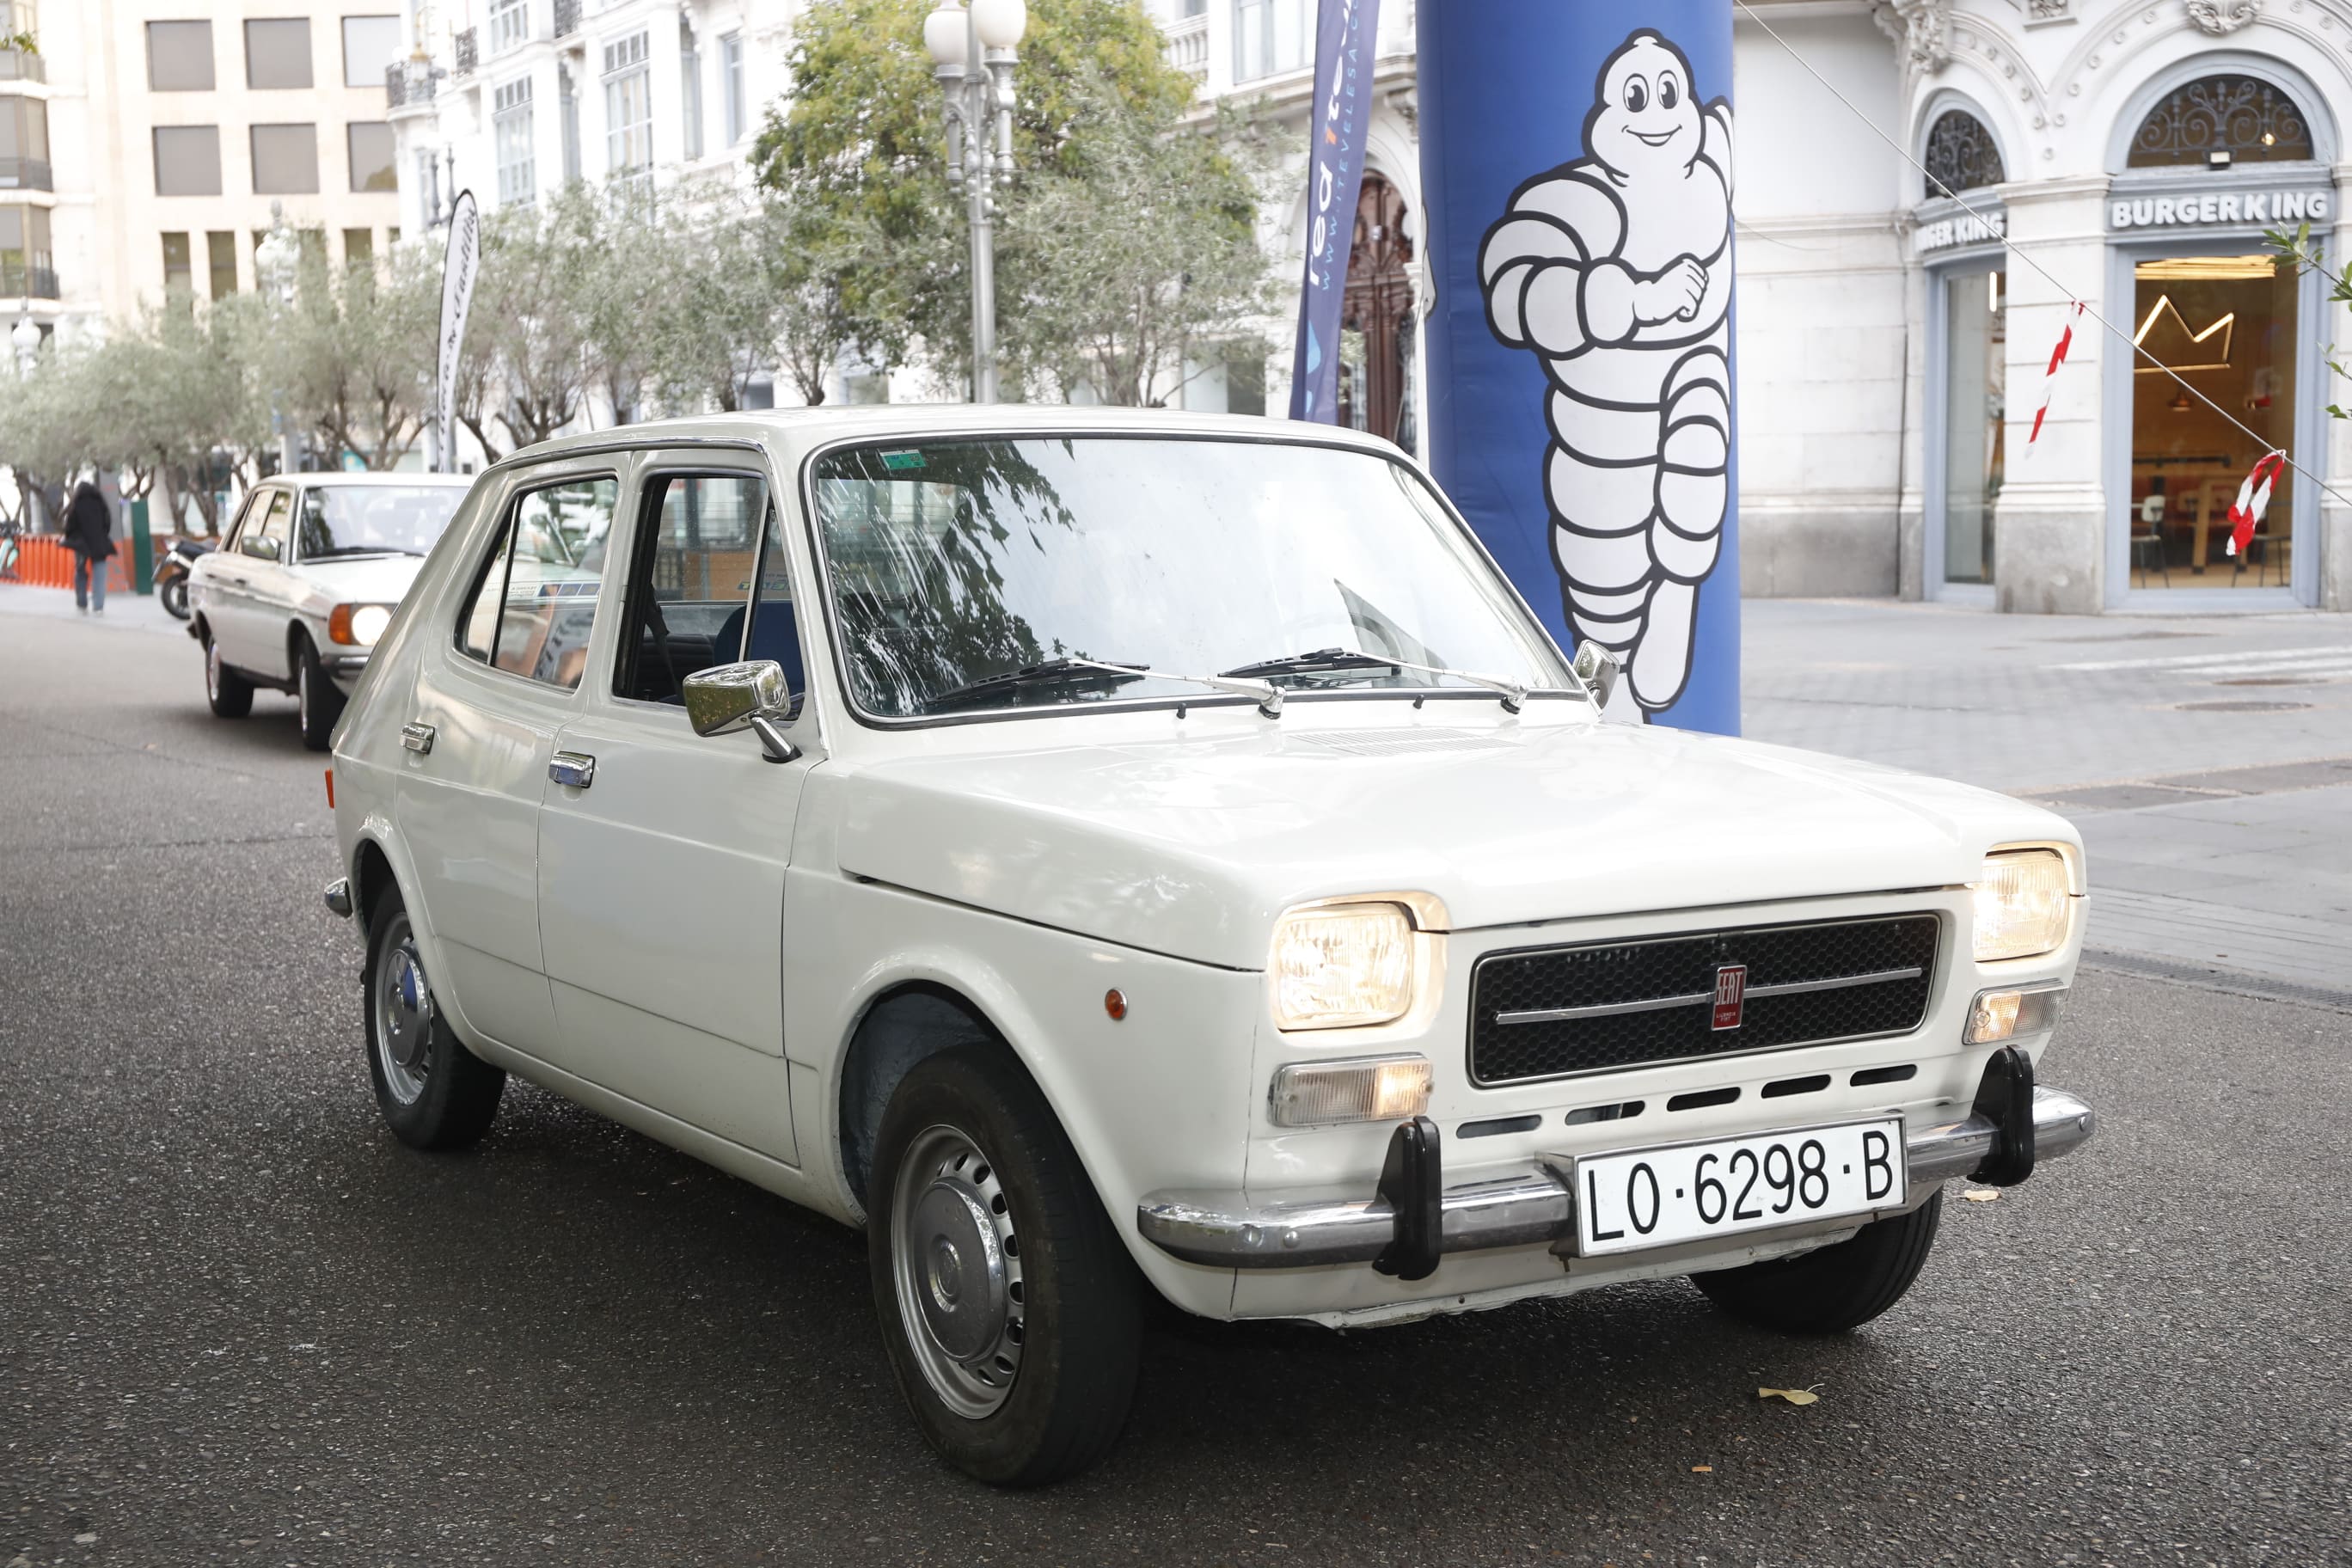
[{"x1": 2051, "y1": 644, "x2": 2352, "y2": 674}]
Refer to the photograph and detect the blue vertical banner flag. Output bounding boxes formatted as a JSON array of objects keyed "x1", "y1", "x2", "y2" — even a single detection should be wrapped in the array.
[
  {"x1": 1418, "y1": 3, "x2": 1739, "y2": 734},
  {"x1": 1286, "y1": 0, "x2": 1381, "y2": 422}
]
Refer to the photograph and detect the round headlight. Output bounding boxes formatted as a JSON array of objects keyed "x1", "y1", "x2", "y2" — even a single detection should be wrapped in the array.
[
  {"x1": 1972, "y1": 849, "x2": 2073, "y2": 962},
  {"x1": 349, "y1": 604, "x2": 393, "y2": 645}
]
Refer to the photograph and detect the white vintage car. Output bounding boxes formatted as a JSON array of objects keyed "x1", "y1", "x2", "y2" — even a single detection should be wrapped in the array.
[
  {"x1": 323, "y1": 408, "x2": 2096, "y2": 1485},
  {"x1": 189, "y1": 472, "x2": 472, "y2": 750}
]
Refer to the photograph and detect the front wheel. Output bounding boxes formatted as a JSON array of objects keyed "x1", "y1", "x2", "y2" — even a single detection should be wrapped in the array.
[
  {"x1": 868, "y1": 1045, "x2": 1141, "y2": 1486},
  {"x1": 1690, "y1": 1189, "x2": 1943, "y2": 1334},
  {"x1": 364, "y1": 891, "x2": 505, "y2": 1150},
  {"x1": 203, "y1": 630, "x2": 254, "y2": 719},
  {"x1": 297, "y1": 637, "x2": 345, "y2": 752}
]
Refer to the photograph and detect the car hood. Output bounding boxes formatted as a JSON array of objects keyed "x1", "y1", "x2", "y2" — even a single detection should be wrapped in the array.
[
  {"x1": 286, "y1": 555, "x2": 430, "y2": 613},
  {"x1": 825, "y1": 717, "x2": 2075, "y2": 971}
]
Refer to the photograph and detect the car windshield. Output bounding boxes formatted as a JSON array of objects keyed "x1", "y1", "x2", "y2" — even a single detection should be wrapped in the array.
[
  {"x1": 810, "y1": 437, "x2": 1571, "y2": 720},
  {"x1": 295, "y1": 486, "x2": 463, "y2": 560}
]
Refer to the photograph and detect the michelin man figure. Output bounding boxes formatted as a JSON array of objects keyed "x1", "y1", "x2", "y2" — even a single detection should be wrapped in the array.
[{"x1": 1479, "y1": 29, "x2": 1733, "y2": 719}]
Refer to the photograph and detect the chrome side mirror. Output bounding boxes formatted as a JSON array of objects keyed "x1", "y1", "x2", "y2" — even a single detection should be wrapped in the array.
[
  {"x1": 683, "y1": 659, "x2": 800, "y2": 763},
  {"x1": 1571, "y1": 640, "x2": 1621, "y2": 710}
]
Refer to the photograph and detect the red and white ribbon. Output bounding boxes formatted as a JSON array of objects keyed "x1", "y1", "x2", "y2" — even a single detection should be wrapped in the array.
[
  {"x1": 2226, "y1": 450, "x2": 2288, "y2": 558},
  {"x1": 2025, "y1": 300, "x2": 2086, "y2": 454}
]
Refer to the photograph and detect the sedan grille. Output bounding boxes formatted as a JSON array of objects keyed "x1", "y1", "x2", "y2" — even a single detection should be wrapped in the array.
[{"x1": 1468, "y1": 914, "x2": 1940, "y2": 1087}]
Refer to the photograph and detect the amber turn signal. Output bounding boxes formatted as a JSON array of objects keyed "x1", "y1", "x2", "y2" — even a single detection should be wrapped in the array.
[
  {"x1": 323, "y1": 768, "x2": 334, "y2": 809},
  {"x1": 1104, "y1": 989, "x2": 1128, "y2": 1021}
]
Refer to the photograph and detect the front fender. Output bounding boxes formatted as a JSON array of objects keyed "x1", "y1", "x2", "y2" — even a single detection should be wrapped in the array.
[{"x1": 782, "y1": 870, "x2": 1262, "y2": 1317}]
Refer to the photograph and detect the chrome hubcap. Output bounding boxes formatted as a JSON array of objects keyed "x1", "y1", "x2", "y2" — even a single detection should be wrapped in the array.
[
  {"x1": 205, "y1": 641, "x2": 220, "y2": 699},
  {"x1": 891, "y1": 1127, "x2": 1025, "y2": 1418},
  {"x1": 373, "y1": 922, "x2": 434, "y2": 1106}
]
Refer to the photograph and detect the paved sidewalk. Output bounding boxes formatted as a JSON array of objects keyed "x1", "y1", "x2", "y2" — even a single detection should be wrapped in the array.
[
  {"x1": 1743, "y1": 598, "x2": 2352, "y2": 1001},
  {"x1": 0, "y1": 579, "x2": 185, "y2": 637}
]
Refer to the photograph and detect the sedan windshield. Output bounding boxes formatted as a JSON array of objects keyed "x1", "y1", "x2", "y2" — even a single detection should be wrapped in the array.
[
  {"x1": 811, "y1": 438, "x2": 1571, "y2": 720},
  {"x1": 295, "y1": 486, "x2": 463, "y2": 560}
]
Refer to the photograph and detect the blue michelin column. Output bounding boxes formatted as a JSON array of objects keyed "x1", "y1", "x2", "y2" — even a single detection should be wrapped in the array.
[{"x1": 1419, "y1": 3, "x2": 1739, "y2": 734}]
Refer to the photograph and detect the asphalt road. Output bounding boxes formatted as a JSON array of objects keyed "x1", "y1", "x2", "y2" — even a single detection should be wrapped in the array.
[{"x1": 3, "y1": 607, "x2": 2349, "y2": 1567}]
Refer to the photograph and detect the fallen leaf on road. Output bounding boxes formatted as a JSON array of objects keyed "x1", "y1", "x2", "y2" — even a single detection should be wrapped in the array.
[
  {"x1": 1691, "y1": 1465, "x2": 1712, "y2": 1473},
  {"x1": 1758, "y1": 1387, "x2": 1821, "y2": 1406},
  {"x1": 1963, "y1": 1188, "x2": 2000, "y2": 1203}
]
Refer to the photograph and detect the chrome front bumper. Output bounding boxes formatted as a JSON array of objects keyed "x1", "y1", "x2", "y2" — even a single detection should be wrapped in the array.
[{"x1": 1136, "y1": 1084, "x2": 2097, "y2": 1271}]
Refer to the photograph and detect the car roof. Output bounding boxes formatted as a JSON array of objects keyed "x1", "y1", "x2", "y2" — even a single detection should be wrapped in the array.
[
  {"x1": 487, "y1": 404, "x2": 1408, "y2": 475},
  {"x1": 265, "y1": 471, "x2": 475, "y2": 488}
]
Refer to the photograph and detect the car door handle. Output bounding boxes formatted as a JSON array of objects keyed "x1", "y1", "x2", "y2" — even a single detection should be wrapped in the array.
[
  {"x1": 400, "y1": 722, "x2": 436, "y2": 755},
  {"x1": 548, "y1": 751, "x2": 596, "y2": 789}
]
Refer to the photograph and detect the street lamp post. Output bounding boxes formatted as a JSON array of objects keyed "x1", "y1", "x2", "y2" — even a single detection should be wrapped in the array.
[
  {"x1": 923, "y1": 0, "x2": 1026, "y2": 403},
  {"x1": 254, "y1": 202, "x2": 302, "y2": 476}
]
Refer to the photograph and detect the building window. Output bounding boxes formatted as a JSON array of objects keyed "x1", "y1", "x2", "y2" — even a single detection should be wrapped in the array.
[
  {"x1": 680, "y1": 28, "x2": 702, "y2": 162},
  {"x1": 0, "y1": 2, "x2": 34, "y2": 83},
  {"x1": 245, "y1": 18, "x2": 313, "y2": 89},
  {"x1": 1938, "y1": 268, "x2": 2006, "y2": 586},
  {"x1": 153, "y1": 125, "x2": 223, "y2": 196},
  {"x1": 603, "y1": 32, "x2": 652, "y2": 179},
  {"x1": 1232, "y1": 0, "x2": 1305, "y2": 83},
  {"x1": 343, "y1": 227, "x2": 372, "y2": 266},
  {"x1": 347, "y1": 120, "x2": 395, "y2": 191},
  {"x1": 487, "y1": 0, "x2": 528, "y2": 55},
  {"x1": 252, "y1": 123, "x2": 320, "y2": 194},
  {"x1": 146, "y1": 20, "x2": 215, "y2": 90},
  {"x1": 415, "y1": 149, "x2": 441, "y2": 221},
  {"x1": 1922, "y1": 109, "x2": 2004, "y2": 198},
  {"x1": 494, "y1": 77, "x2": 536, "y2": 205},
  {"x1": 162, "y1": 231, "x2": 193, "y2": 297},
  {"x1": 0, "y1": 92, "x2": 49, "y2": 190},
  {"x1": 0, "y1": 203, "x2": 53, "y2": 298},
  {"x1": 207, "y1": 230, "x2": 236, "y2": 296},
  {"x1": 720, "y1": 33, "x2": 744, "y2": 145},
  {"x1": 341, "y1": 15, "x2": 399, "y2": 88},
  {"x1": 2127, "y1": 74, "x2": 2315, "y2": 168},
  {"x1": 1180, "y1": 0, "x2": 1205, "y2": 15}
]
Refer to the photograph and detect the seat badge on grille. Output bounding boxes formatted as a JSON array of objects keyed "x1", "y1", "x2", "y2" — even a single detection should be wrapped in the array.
[{"x1": 1711, "y1": 965, "x2": 1748, "y2": 1031}]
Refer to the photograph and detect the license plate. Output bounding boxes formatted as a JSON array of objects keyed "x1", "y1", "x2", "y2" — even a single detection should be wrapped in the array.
[{"x1": 1572, "y1": 1118, "x2": 1907, "y2": 1257}]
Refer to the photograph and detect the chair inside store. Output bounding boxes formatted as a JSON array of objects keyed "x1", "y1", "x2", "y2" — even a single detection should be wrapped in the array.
[{"x1": 2128, "y1": 254, "x2": 2295, "y2": 587}]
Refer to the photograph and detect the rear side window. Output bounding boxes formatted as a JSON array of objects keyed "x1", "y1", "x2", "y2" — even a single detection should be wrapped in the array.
[
  {"x1": 615, "y1": 472, "x2": 794, "y2": 705},
  {"x1": 456, "y1": 475, "x2": 618, "y2": 691}
]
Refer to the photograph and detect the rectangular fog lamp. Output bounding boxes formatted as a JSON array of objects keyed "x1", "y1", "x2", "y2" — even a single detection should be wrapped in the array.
[
  {"x1": 1268, "y1": 1055, "x2": 1432, "y2": 1128},
  {"x1": 1965, "y1": 982, "x2": 2066, "y2": 1045}
]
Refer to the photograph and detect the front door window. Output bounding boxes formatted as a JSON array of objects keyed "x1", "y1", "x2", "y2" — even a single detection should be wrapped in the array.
[{"x1": 2126, "y1": 254, "x2": 2298, "y2": 589}]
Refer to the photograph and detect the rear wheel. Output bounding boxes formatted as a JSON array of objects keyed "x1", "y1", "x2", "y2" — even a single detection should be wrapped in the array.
[
  {"x1": 364, "y1": 891, "x2": 505, "y2": 1150},
  {"x1": 159, "y1": 576, "x2": 189, "y2": 619},
  {"x1": 868, "y1": 1045, "x2": 1141, "y2": 1486},
  {"x1": 203, "y1": 629, "x2": 254, "y2": 719},
  {"x1": 1690, "y1": 1189, "x2": 1943, "y2": 1334},
  {"x1": 297, "y1": 636, "x2": 344, "y2": 751}
]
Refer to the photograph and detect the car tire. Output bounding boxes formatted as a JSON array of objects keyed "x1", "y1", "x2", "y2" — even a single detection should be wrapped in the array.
[
  {"x1": 1689, "y1": 1189, "x2": 1943, "y2": 1334},
  {"x1": 203, "y1": 628, "x2": 254, "y2": 719},
  {"x1": 159, "y1": 577, "x2": 189, "y2": 620},
  {"x1": 297, "y1": 636, "x2": 345, "y2": 752},
  {"x1": 867, "y1": 1044, "x2": 1142, "y2": 1486},
  {"x1": 363, "y1": 890, "x2": 505, "y2": 1151}
]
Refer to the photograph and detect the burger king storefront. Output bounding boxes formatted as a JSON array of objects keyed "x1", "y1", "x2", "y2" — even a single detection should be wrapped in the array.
[{"x1": 1908, "y1": 50, "x2": 2348, "y2": 614}]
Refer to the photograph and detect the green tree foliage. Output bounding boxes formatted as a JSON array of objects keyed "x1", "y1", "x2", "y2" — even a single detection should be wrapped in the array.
[
  {"x1": 2269, "y1": 224, "x2": 2349, "y2": 420},
  {"x1": 753, "y1": 0, "x2": 1274, "y2": 400}
]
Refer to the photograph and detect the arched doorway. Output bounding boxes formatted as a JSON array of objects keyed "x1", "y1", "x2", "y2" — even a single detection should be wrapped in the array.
[{"x1": 1336, "y1": 171, "x2": 1418, "y2": 453}]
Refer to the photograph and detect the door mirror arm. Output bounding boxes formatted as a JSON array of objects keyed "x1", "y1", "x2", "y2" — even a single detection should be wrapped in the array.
[{"x1": 747, "y1": 714, "x2": 800, "y2": 764}]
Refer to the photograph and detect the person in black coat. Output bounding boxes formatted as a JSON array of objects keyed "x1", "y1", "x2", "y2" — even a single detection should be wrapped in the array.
[{"x1": 64, "y1": 481, "x2": 113, "y2": 615}]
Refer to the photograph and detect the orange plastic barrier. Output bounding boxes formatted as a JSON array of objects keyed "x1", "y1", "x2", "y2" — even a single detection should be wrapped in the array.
[{"x1": 5, "y1": 536, "x2": 132, "y2": 591}]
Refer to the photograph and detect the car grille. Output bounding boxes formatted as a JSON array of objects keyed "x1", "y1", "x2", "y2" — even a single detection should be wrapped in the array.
[{"x1": 1468, "y1": 914, "x2": 1941, "y2": 1087}]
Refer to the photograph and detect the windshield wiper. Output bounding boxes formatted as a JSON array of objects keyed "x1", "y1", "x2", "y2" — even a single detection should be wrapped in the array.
[
  {"x1": 1219, "y1": 648, "x2": 1566, "y2": 714},
  {"x1": 929, "y1": 658, "x2": 1149, "y2": 710},
  {"x1": 1065, "y1": 657, "x2": 1284, "y2": 716},
  {"x1": 1218, "y1": 647, "x2": 1402, "y2": 682}
]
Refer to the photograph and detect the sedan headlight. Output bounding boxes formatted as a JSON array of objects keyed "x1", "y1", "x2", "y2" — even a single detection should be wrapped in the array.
[
  {"x1": 328, "y1": 603, "x2": 395, "y2": 646},
  {"x1": 1271, "y1": 902, "x2": 1416, "y2": 1030},
  {"x1": 1971, "y1": 849, "x2": 2073, "y2": 961}
]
